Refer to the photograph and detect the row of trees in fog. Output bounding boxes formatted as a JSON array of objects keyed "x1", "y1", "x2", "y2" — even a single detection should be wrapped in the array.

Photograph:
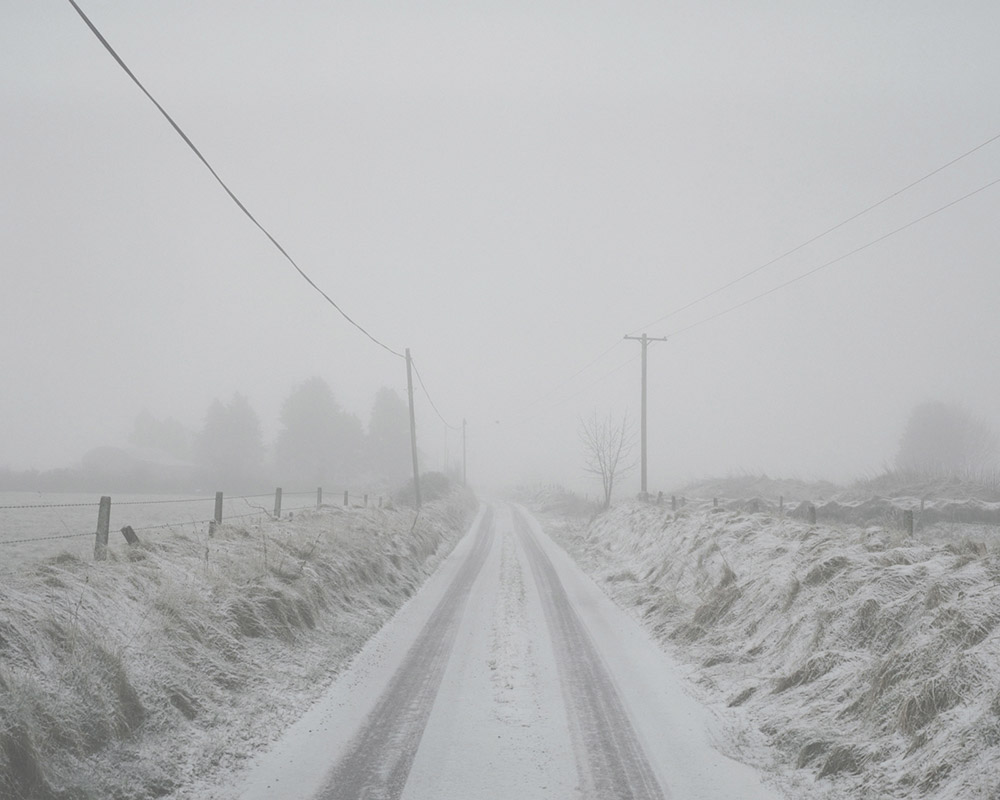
[
  {"x1": 126, "y1": 377, "x2": 412, "y2": 492},
  {"x1": 0, "y1": 379, "x2": 414, "y2": 493}
]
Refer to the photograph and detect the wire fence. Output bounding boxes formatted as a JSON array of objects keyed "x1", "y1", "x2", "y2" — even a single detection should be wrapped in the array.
[{"x1": 0, "y1": 487, "x2": 387, "y2": 558}]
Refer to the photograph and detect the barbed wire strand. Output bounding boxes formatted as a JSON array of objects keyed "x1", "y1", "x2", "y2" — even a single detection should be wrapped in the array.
[
  {"x1": 0, "y1": 501, "x2": 102, "y2": 510},
  {"x1": 0, "y1": 532, "x2": 93, "y2": 546}
]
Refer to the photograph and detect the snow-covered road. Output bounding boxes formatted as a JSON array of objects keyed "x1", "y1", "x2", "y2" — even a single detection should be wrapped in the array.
[{"x1": 237, "y1": 504, "x2": 782, "y2": 799}]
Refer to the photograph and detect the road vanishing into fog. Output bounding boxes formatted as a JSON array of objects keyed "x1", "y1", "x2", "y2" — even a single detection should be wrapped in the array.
[{"x1": 239, "y1": 504, "x2": 781, "y2": 800}]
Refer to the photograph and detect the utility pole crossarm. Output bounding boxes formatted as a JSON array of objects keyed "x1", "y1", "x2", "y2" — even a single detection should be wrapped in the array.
[
  {"x1": 623, "y1": 335, "x2": 669, "y2": 343},
  {"x1": 623, "y1": 333, "x2": 668, "y2": 499}
]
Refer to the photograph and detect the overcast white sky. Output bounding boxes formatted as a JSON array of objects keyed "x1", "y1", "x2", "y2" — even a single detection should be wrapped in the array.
[{"x1": 3, "y1": 0, "x2": 1000, "y2": 493}]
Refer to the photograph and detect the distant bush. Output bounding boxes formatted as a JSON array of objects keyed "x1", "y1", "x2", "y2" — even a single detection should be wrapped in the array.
[
  {"x1": 896, "y1": 402, "x2": 998, "y2": 474},
  {"x1": 395, "y1": 471, "x2": 452, "y2": 507}
]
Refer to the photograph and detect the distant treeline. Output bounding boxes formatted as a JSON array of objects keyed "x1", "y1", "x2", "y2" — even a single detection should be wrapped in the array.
[
  {"x1": 0, "y1": 465, "x2": 207, "y2": 495},
  {"x1": 2, "y1": 377, "x2": 453, "y2": 495}
]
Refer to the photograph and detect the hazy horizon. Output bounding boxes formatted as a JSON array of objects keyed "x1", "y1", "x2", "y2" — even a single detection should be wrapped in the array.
[{"x1": 4, "y1": 1, "x2": 1000, "y2": 495}]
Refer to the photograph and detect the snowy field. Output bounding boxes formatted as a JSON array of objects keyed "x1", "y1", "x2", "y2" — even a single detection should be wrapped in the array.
[{"x1": 534, "y1": 490, "x2": 1000, "y2": 799}]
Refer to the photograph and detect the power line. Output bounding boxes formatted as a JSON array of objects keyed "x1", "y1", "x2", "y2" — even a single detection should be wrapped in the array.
[
  {"x1": 65, "y1": 0, "x2": 403, "y2": 360},
  {"x1": 409, "y1": 356, "x2": 461, "y2": 431},
  {"x1": 515, "y1": 354, "x2": 640, "y2": 425},
  {"x1": 664, "y1": 174, "x2": 1000, "y2": 338},
  {"x1": 630, "y1": 128, "x2": 1000, "y2": 335},
  {"x1": 507, "y1": 339, "x2": 624, "y2": 419}
]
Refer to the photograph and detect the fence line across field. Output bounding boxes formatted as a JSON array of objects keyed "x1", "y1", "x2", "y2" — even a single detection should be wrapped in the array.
[{"x1": 0, "y1": 487, "x2": 386, "y2": 557}]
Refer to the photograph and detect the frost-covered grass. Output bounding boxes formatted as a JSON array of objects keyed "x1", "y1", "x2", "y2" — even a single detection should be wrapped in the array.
[
  {"x1": 675, "y1": 474, "x2": 842, "y2": 503},
  {"x1": 0, "y1": 489, "x2": 476, "y2": 800},
  {"x1": 544, "y1": 501, "x2": 1000, "y2": 799},
  {"x1": 847, "y1": 469, "x2": 1000, "y2": 503}
]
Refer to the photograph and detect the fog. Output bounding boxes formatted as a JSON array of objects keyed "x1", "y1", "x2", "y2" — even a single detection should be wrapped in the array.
[{"x1": 3, "y1": 1, "x2": 1000, "y2": 494}]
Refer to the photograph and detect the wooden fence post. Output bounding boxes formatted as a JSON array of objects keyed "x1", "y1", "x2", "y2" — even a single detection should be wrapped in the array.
[
  {"x1": 779, "y1": 495, "x2": 784, "y2": 515},
  {"x1": 808, "y1": 503, "x2": 817, "y2": 525},
  {"x1": 94, "y1": 496, "x2": 111, "y2": 561},
  {"x1": 210, "y1": 491, "x2": 223, "y2": 535},
  {"x1": 903, "y1": 509, "x2": 914, "y2": 536},
  {"x1": 317, "y1": 487, "x2": 323, "y2": 509},
  {"x1": 364, "y1": 494, "x2": 369, "y2": 507},
  {"x1": 344, "y1": 490, "x2": 349, "y2": 507},
  {"x1": 120, "y1": 525, "x2": 140, "y2": 545},
  {"x1": 713, "y1": 497, "x2": 718, "y2": 508},
  {"x1": 274, "y1": 488, "x2": 282, "y2": 519},
  {"x1": 671, "y1": 495, "x2": 677, "y2": 511}
]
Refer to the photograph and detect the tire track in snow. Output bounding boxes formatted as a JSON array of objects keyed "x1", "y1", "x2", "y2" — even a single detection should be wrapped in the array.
[
  {"x1": 513, "y1": 506, "x2": 667, "y2": 800},
  {"x1": 489, "y1": 507, "x2": 535, "y2": 724},
  {"x1": 315, "y1": 506, "x2": 495, "y2": 800}
]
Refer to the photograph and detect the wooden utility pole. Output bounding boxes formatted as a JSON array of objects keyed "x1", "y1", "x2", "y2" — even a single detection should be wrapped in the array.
[
  {"x1": 623, "y1": 333, "x2": 668, "y2": 499},
  {"x1": 406, "y1": 348, "x2": 422, "y2": 509},
  {"x1": 462, "y1": 418, "x2": 467, "y2": 486}
]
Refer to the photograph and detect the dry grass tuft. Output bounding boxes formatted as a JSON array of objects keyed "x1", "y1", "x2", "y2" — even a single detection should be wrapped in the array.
[
  {"x1": 818, "y1": 744, "x2": 865, "y2": 778},
  {"x1": 897, "y1": 677, "x2": 962, "y2": 735},
  {"x1": 803, "y1": 556, "x2": 850, "y2": 585},
  {"x1": 774, "y1": 652, "x2": 841, "y2": 693}
]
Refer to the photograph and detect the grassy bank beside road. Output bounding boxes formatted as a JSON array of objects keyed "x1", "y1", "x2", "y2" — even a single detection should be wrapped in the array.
[
  {"x1": 540, "y1": 496, "x2": 1000, "y2": 799},
  {"x1": 0, "y1": 489, "x2": 477, "y2": 800}
]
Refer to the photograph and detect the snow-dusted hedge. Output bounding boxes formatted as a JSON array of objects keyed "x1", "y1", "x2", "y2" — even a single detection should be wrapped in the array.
[
  {"x1": 0, "y1": 489, "x2": 476, "y2": 800},
  {"x1": 546, "y1": 502, "x2": 1000, "y2": 799}
]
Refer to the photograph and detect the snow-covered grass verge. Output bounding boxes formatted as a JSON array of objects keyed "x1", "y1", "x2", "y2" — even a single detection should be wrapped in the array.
[
  {"x1": 0, "y1": 489, "x2": 476, "y2": 800},
  {"x1": 541, "y1": 499, "x2": 1000, "y2": 799}
]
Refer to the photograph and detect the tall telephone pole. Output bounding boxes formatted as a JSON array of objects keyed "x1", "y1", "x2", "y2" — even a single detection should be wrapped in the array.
[
  {"x1": 623, "y1": 333, "x2": 668, "y2": 499},
  {"x1": 405, "y1": 348, "x2": 421, "y2": 509}
]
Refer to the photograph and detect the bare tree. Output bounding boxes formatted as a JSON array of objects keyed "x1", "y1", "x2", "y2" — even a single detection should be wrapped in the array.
[{"x1": 580, "y1": 411, "x2": 637, "y2": 510}]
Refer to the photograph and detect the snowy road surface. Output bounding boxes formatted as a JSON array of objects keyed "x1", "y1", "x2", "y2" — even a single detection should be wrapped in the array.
[{"x1": 237, "y1": 504, "x2": 781, "y2": 799}]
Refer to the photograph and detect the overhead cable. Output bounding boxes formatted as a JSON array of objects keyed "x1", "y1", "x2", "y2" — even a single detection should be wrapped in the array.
[
  {"x1": 410, "y1": 356, "x2": 462, "y2": 431},
  {"x1": 631, "y1": 128, "x2": 1000, "y2": 335},
  {"x1": 66, "y1": 0, "x2": 404, "y2": 359},
  {"x1": 664, "y1": 175, "x2": 1000, "y2": 338},
  {"x1": 515, "y1": 354, "x2": 640, "y2": 425},
  {"x1": 507, "y1": 339, "x2": 625, "y2": 420}
]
